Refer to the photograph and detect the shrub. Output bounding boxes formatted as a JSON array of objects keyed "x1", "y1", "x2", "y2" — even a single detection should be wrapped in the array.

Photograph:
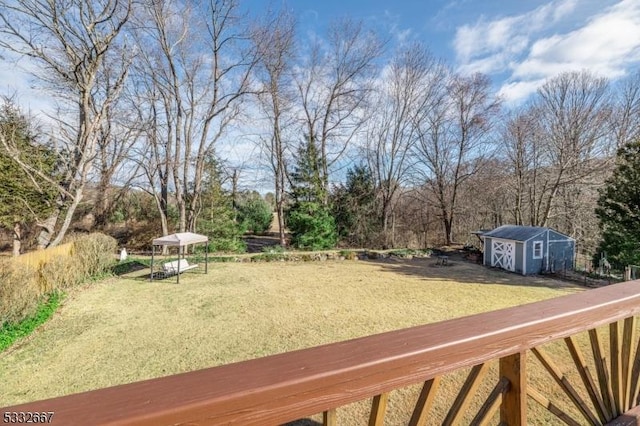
[
  {"x1": 0, "y1": 260, "x2": 39, "y2": 325},
  {"x1": 0, "y1": 233, "x2": 117, "y2": 328},
  {"x1": 203, "y1": 238, "x2": 247, "y2": 254},
  {"x1": 72, "y1": 233, "x2": 118, "y2": 277},
  {"x1": 262, "y1": 245, "x2": 285, "y2": 254},
  {"x1": 39, "y1": 255, "x2": 83, "y2": 292},
  {"x1": 251, "y1": 252, "x2": 287, "y2": 262},
  {"x1": 339, "y1": 250, "x2": 357, "y2": 260}
]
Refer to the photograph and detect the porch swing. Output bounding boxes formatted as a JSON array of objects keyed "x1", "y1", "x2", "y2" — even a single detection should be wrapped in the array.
[{"x1": 150, "y1": 232, "x2": 209, "y2": 284}]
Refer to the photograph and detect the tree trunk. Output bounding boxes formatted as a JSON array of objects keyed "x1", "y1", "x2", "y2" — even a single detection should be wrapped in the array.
[
  {"x1": 152, "y1": 187, "x2": 170, "y2": 255},
  {"x1": 444, "y1": 217, "x2": 453, "y2": 246},
  {"x1": 13, "y1": 222, "x2": 21, "y2": 257},
  {"x1": 391, "y1": 211, "x2": 396, "y2": 249},
  {"x1": 93, "y1": 184, "x2": 111, "y2": 228},
  {"x1": 49, "y1": 187, "x2": 85, "y2": 247},
  {"x1": 231, "y1": 169, "x2": 239, "y2": 225},
  {"x1": 37, "y1": 206, "x2": 61, "y2": 249},
  {"x1": 275, "y1": 173, "x2": 287, "y2": 247}
]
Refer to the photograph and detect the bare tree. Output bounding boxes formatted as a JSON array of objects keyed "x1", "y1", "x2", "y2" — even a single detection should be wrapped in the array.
[
  {"x1": 365, "y1": 43, "x2": 438, "y2": 247},
  {"x1": 132, "y1": 0, "x2": 257, "y2": 235},
  {"x1": 91, "y1": 57, "x2": 144, "y2": 228},
  {"x1": 413, "y1": 71, "x2": 500, "y2": 245},
  {"x1": 251, "y1": 9, "x2": 296, "y2": 246},
  {"x1": 501, "y1": 108, "x2": 544, "y2": 225},
  {"x1": 294, "y1": 19, "x2": 383, "y2": 204},
  {"x1": 457, "y1": 157, "x2": 511, "y2": 234},
  {"x1": 610, "y1": 71, "x2": 640, "y2": 149},
  {"x1": 533, "y1": 71, "x2": 611, "y2": 229},
  {"x1": 124, "y1": 51, "x2": 173, "y2": 237},
  {"x1": 0, "y1": 0, "x2": 132, "y2": 247},
  {"x1": 498, "y1": 71, "x2": 612, "y2": 256}
]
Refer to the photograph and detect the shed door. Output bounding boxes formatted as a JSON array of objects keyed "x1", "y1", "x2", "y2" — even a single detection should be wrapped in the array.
[{"x1": 492, "y1": 240, "x2": 515, "y2": 272}]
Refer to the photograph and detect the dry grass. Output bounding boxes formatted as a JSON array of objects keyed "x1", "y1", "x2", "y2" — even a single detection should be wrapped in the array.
[
  {"x1": 0, "y1": 261, "x2": 40, "y2": 324},
  {"x1": 0, "y1": 258, "x2": 589, "y2": 423},
  {"x1": 13, "y1": 242, "x2": 74, "y2": 269},
  {"x1": 0, "y1": 234, "x2": 117, "y2": 325}
]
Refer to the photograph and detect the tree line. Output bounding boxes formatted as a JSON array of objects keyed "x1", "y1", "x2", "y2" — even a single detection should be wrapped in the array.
[{"x1": 0, "y1": 0, "x2": 639, "y2": 264}]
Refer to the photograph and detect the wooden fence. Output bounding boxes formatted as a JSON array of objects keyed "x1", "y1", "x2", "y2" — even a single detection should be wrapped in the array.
[
  {"x1": 4, "y1": 280, "x2": 640, "y2": 425},
  {"x1": 13, "y1": 243, "x2": 74, "y2": 269}
]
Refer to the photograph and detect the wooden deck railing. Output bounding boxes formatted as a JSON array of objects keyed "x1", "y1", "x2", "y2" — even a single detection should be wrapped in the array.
[{"x1": 5, "y1": 280, "x2": 640, "y2": 425}]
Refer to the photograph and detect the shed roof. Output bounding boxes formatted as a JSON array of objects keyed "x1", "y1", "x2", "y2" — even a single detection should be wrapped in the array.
[
  {"x1": 152, "y1": 232, "x2": 209, "y2": 247},
  {"x1": 482, "y1": 225, "x2": 550, "y2": 242}
]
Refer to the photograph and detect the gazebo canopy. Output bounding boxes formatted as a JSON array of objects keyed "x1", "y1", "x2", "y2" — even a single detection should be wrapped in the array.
[
  {"x1": 150, "y1": 232, "x2": 209, "y2": 283},
  {"x1": 152, "y1": 232, "x2": 209, "y2": 247}
]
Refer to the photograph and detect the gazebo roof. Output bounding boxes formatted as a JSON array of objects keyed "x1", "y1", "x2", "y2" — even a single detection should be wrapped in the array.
[{"x1": 152, "y1": 232, "x2": 209, "y2": 247}]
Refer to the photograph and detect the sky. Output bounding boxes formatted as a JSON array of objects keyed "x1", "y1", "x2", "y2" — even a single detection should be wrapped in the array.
[
  {"x1": 243, "y1": 0, "x2": 640, "y2": 103},
  {"x1": 2, "y1": 1, "x2": 639, "y2": 111},
  {"x1": 2, "y1": 0, "x2": 640, "y2": 191}
]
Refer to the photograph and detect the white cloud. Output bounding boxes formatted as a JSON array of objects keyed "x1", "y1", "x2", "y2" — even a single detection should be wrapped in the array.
[
  {"x1": 454, "y1": 0, "x2": 640, "y2": 103},
  {"x1": 453, "y1": 0, "x2": 578, "y2": 74},
  {"x1": 498, "y1": 79, "x2": 546, "y2": 104},
  {"x1": 551, "y1": 0, "x2": 579, "y2": 21},
  {"x1": 513, "y1": 1, "x2": 640, "y2": 80}
]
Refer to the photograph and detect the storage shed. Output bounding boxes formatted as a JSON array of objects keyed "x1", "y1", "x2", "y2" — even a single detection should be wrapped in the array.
[{"x1": 482, "y1": 225, "x2": 575, "y2": 275}]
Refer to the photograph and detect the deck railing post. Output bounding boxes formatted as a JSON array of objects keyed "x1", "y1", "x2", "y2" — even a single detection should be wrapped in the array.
[{"x1": 500, "y1": 352, "x2": 527, "y2": 425}]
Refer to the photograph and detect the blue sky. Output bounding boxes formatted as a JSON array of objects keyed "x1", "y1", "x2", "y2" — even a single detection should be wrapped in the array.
[
  {"x1": 2, "y1": 0, "x2": 639, "y2": 110},
  {"x1": 244, "y1": 0, "x2": 640, "y2": 103},
  {"x1": 2, "y1": 0, "x2": 640, "y2": 190}
]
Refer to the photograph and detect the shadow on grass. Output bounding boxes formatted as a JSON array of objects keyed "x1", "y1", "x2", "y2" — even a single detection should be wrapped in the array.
[
  {"x1": 362, "y1": 257, "x2": 581, "y2": 291},
  {"x1": 112, "y1": 257, "x2": 206, "y2": 282},
  {"x1": 111, "y1": 260, "x2": 149, "y2": 276},
  {"x1": 119, "y1": 267, "x2": 208, "y2": 283}
]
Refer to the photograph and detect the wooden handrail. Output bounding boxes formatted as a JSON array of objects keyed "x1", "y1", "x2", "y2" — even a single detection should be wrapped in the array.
[{"x1": 4, "y1": 280, "x2": 640, "y2": 425}]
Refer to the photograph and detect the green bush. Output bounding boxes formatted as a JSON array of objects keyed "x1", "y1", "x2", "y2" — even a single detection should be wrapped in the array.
[
  {"x1": 238, "y1": 197, "x2": 273, "y2": 234},
  {"x1": 287, "y1": 201, "x2": 338, "y2": 250},
  {"x1": 252, "y1": 253, "x2": 286, "y2": 262},
  {"x1": 202, "y1": 238, "x2": 247, "y2": 254},
  {"x1": 262, "y1": 245, "x2": 285, "y2": 254}
]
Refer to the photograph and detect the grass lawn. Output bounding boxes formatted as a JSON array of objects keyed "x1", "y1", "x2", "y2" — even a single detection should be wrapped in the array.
[{"x1": 0, "y1": 257, "x2": 588, "y2": 423}]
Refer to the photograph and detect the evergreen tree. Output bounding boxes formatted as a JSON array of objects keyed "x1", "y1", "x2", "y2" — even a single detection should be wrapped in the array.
[
  {"x1": 595, "y1": 141, "x2": 640, "y2": 268},
  {"x1": 289, "y1": 136, "x2": 326, "y2": 203},
  {"x1": 331, "y1": 165, "x2": 379, "y2": 247},
  {"x1": 0, "y1": 98, "x2": 57, "y2": 255},
  {"x1": 287, "y1": 137, "x2": 337, "y2": 249},
  {"x1": 196, "y1": 156, "x2": 245, "y2": 253},
  {"x1": 236, "y1": 192, "x2": 273, "y2": 235}
]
